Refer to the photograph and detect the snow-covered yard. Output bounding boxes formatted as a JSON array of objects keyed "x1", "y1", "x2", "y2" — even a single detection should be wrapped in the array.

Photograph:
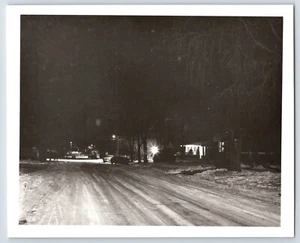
[{"x1": 195, "y1": 168, "x2": 281, "y2": 192}]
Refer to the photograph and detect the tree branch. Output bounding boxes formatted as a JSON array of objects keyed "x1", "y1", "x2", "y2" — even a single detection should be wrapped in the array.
[
  {"x1": 240, "y1": 18, "x2": 274, "y2": 54},
  {"x1": 268, "y1": 19, "x2": 282, "y2": 42}
]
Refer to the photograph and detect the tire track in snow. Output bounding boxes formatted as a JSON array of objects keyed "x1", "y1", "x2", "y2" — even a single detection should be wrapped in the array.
[{"x1": 117, "y1": 169, "x2": 280, "y2": 226}]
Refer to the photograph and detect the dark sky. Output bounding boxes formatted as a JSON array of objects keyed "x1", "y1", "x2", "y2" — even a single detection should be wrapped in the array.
[
  {"x1": 21, "y1": 15, "x2": 183, "y2": 148},
  {"x1": 20, "y1": 15, "x2": 282, "y2": 149}
]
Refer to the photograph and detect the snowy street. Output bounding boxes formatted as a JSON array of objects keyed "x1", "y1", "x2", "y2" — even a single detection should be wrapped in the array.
[{"x1": 19, "y1": 162, "x2": 280, "y2": 226}]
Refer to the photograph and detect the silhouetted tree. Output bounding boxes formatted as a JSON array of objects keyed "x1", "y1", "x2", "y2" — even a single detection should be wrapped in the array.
[{"x1": 169, "y1": 17, "x2": 282, "y2": 170}]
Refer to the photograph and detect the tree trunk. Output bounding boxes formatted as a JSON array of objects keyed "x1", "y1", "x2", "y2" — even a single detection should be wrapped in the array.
[
  {"x1": 142, "y1": 135, "x2": 148, "y2": 163},
  {"x1": 38, "y1": 140, "x2": 47, "y2": 162},
  {"x1": 248, "y1": 148, "x2": 254, "y2": 168},
  {"x1": 129, "y1": 137, "x2": 134, "y2": 162},
  {"x1": 252, "y1": 140, "x2": 259, "y2": 168},
  {"x1": 248, "y1": 137, "x2": 257, "y2": 168},
  {"x1": 137, "y1": 136, "x2": 142, "y2": 163},
  {"x1": 228, "y1": 130, "x2": 242, "y2": 171},
  {"x1": 39, "y1": 149, "x2": 46, "y2": 162},
  {"x1": 234, "y1": 138, "x2": 242, "y2": 171}
]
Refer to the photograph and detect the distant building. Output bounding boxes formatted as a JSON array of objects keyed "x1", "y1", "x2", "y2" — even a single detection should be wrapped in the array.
[
  {"x1": 182, "y1": 143, "x2": 205, "y2": 158},
  {"x1": 182, "y1": 141, "x2": 224, "y2": 159}
]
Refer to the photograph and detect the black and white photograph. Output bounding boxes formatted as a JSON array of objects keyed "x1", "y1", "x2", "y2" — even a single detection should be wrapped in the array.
[{"x1": 6, "y1": 5, "x2": 294, "y2": 238}]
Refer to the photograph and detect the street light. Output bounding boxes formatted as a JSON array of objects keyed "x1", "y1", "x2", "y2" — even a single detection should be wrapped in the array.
[
  {"x1": 151, "y1": 146, "x2": 159, "y2": 155},
  {"x1": 112, "y1": 134, "x2": 119, "y2": 156}
]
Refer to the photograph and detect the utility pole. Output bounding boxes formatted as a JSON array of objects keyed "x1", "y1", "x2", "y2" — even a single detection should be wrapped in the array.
[
  {"x1": 115, "y1": 65, "x2": 120, "y2": 156},
  {"x1": 112, "y1": 134, "x2": 120, "y2": 156},
  {"x1": 116, "y1": 136, "x2": 120, "y2": 156}
]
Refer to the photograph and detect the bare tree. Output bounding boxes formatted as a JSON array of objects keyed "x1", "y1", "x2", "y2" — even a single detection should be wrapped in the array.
[{"x1": 168, "y1": 17, "x2": 282, "y2": 170}]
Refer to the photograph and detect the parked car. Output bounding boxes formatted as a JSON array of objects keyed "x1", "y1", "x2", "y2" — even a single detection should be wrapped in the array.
[
  {"x1": 89, "y1": 151, "x2": 100, "y2": 159},
  {"x1": 103, "y1": 154, "x2": 114, "y2": 163},
  {"x1": 65, "y1": 151, "x2": 80, "y2": 159},
  {"x1": 111, "y1": 156, "x2": 130, "y2": 165},
  {"x1": 153, "y1": 148, "x2": 176, "y2": 163}
]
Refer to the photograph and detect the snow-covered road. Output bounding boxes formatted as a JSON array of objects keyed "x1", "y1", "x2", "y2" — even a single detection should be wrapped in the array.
[{"x1": 19, "y1": 162, "x2": 280, "y2": 226}]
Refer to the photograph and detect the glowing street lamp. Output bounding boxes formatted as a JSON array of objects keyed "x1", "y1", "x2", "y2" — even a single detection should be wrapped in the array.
[
  {"x1": 112, "y1": 135, "x2": 119, "y2": 156},
  {"x1": 151, "y1": 146, "x2": 159, "y2": 155}
]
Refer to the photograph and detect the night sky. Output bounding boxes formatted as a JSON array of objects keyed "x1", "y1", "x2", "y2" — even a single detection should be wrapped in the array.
[{"x1": 20, "y1": 15, "x2": 282, "y2": 150}]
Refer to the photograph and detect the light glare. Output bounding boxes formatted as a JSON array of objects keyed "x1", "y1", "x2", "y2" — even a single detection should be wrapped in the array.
[{"x1": 151, "y1": 146, "x2": 159, "y2": 155}]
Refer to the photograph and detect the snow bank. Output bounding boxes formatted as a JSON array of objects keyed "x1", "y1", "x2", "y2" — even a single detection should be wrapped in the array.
[
  {"x1": 191, "y1": 168, "x2": 281, "y2": 192},
  {"x1": 166, "y1": 165, "x2": 215, "y2": 175},
  {"x1": 20, "y1": 160, "x2": 48, "y2": 165}
]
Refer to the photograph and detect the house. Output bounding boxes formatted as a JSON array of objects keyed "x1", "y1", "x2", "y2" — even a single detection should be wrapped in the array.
[
  {"x1": 182, "y1": 140, "x2": 225, "y2": 159},
  {"x1": 182, "y1": 143, "x2": 205, "y2": 158}
]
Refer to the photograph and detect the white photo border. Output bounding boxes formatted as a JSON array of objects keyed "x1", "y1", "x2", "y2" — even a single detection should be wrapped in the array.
[{"x1": 6, "y1": 4, "x2": 294, "y2": 238}]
